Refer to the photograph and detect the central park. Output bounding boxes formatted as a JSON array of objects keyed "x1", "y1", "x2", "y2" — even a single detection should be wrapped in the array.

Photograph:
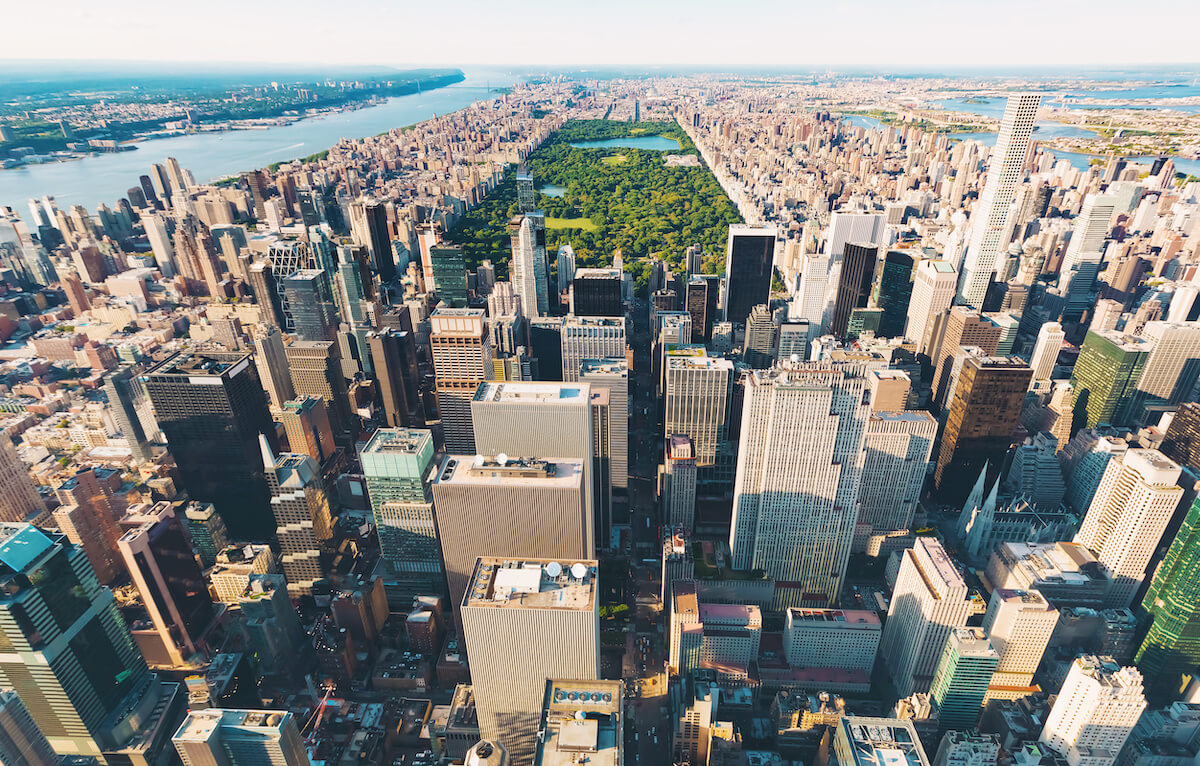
[{"x1": 444, "y1": 119, "x2": 742, "y2": 291}]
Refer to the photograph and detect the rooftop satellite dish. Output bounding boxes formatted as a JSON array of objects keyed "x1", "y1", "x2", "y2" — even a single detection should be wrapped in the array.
[
  {"x1": 570, "y1": 562, "x2": 588, "y2": 579},
  {"x1": 576, "y1": 710, "x2": 587, "y2": 720},
  {"x1": 497, "y1": 453, "x2": 508, "y2": 466},
  {"x1": 546, "y1": 561, "x2": 562, "y2": 578}
]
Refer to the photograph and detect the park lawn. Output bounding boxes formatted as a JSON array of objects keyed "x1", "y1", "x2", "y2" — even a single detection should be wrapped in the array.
[
  {"x1": 545, "y1": 216, "x2": 599, "y2": 231},
  {"x1": 601, "y1": 154, "x2": 627, "y2": 165}
]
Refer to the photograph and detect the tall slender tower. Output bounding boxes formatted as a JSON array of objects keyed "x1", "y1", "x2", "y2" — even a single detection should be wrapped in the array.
[
  {"x1": 1039, "y1": 657, "x2": 1146, "y2": 766},
  {"x1": 1029, "y1": 322, "x2": 1065, "y2": 385},
  {"x1": 431, "y1": 308, "x2": 492, "y2": 453},
  {"x1": 880, "y1": 538, "x2": 972, "y2": 696},
  {"x1": 928, "y1": 628, "x2": 998, "y2": 731},
  {"x1": 1075, "y1": 449, "x2": 1183, "y2": 608},
  {"x1": 1137, "y1": 497, "x2": 1200, "y2": 689},
  {"x1": 0, "y1": 435, "x2": 42, "y2": 523},
  {"x1": 958, "y1": 94, "x2": 1041, "y2": 307},
  {"x1": 510, "y1": 215, "x2": 548, "y2": 319},
  {"x1": 260, "y1": 436, "x2": 333, "y2": 597},
  {"x1": 360, "y1": 429, "x2": 442, "y2": 608},
  {"x1": 729, "y1": 361, "x2": 871, "y2": 608}
]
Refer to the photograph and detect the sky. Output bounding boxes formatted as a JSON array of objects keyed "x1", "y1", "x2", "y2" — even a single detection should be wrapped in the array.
[{"x1": 4, "y1": 0, "x2": 1200, "y2": 71}]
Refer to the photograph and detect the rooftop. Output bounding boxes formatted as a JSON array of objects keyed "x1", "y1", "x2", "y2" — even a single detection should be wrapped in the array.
[
  {"x1": 144, "y1": 350, "x2": 250, "y2": 378},
  {"x1": 473, "y1": 381, "x2": 589, "y2": 404},
  {"x1": 437, "y1": 454, "x2": 584, "y2": 487},
  {"x1": 948, "y1": 628, "x2": 998, "y2": 659},
  {"x1": 839, "y1": 716, "x2": 930, "y2": 766},
  {"x1": 579, "y1": 358, "x2": 628, "y2": 375},
  {"x1": 173, "y1": 708, "x2": 293, "y2": 742},
  {"x1": 537, "y1": 679, "x2": 622, "y2": 766},
  {"x1": 788, "y1": 608, "x2": 881, "y2": 627},
  {"x1": 464, "y1": 557, "x2": 597, "y2": 611},
  {"x1": 361, "y1": 428, "x2": 432, "y2": 455}
]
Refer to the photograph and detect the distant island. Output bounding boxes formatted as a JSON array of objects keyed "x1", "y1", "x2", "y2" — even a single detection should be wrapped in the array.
[{"x1": 0, "y1": 68, "x2": 465, "y2": 166}]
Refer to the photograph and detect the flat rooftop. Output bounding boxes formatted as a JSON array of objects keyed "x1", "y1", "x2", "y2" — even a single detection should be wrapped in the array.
[
  {"x1": 473, "y1": 381, "x2": 589, "y2": 403},
  {"x1": 174, "y1": 709, "x2": 292, "y2": 742},
  {"x1": 438, "y1": 454, "x2": 584, "y2": 487},
  {"x1": 840, "y1": 716, "x2": 929, "y2": 766},
  {"x1": 464, "y1": 557, "x2": 597, "y2": 611},
  {"x1": 145, "y1": 351, "x2": 250, "y2": 378},
  {"x1": 361, "y1": 428, "x2": 432, "y2": 455},
  {"x1": 788, "y1": 608, "x2": 881, "y2": 627},
  {"x1": 537, "y1": 679, "x2": 622, "y2": 766},
  {"x1": 580, "y1": 358, "x2": 628, "y2": 375},
  {"x1": 948, "y1": 628, "x2": 998, "y2": 659}
]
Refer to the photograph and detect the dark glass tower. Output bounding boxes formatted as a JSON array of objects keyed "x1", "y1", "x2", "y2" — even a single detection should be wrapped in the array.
[
  {"x1": 876, "y1": 250, "x2": 915, "y2": 338},
  {"x1": 141, "y1": 351, "x2": 278, "y2": 539},
  {"x1": 1137, "y1": 497, "x2": 1200, "y2": 694},
  {"x1": 723, "y1": 225, "x2": 776, "y2": 326},
  {"x1": 830, "y1": 243, "x2": 879, "y2": 340}
]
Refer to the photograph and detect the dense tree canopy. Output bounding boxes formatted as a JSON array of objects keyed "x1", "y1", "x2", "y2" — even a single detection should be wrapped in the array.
[{"x1": 445, "y1": 120, "x2": 741, "y2": 289}]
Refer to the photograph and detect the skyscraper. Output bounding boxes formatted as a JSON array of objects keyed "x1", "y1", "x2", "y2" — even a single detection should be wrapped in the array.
[
  {"x1": 0, "y1": 524, "x2": 157, "y2": 759},
  {"x1": 858, "y1": 410, "x2": 937, "y2": 532},
  {"x1": 928, "y1": 628, "x2": 998, "y2": 731},
  {"x1": 431, "y1": 455, "x2": 588, "y2": 630},
  {"x1": 252, "y1": 326, "x2": 295, "y2": 409},
  {"x1": 729, "y1": 362, "x2": 871, "y2": 607},
  {"x1": 276, "y1": 396, "x2": 336, "y2": 465},
  {"x1": 1070, "y1": 330, "x2": 1153, "y2": 429},
  {"x1": 282, "y1": 269, "x2": 337, "y2": 342},
  {"x1": 285, "y1": 341, "x2": 354, "y2": 442},
  {"x1": 431, "y1": 308, "x2": 493, "y2": 453},
  {"x1": 664, "y1": 346, "x2": 733, "y2": 475},
  {"x1": 664, "y1": 434, "x2": 698, "y2": 530},
  {"x1": 570, "y1": 268, "x2": 624, "y2": 317},
  {"x1": 0, "y1": 435, "x2": 42, "y2": 523},
  {"x1": 1059, "y1": 194, "x2": 1117, "y2": 320},
  {"x1": 142, "y1": 351, "x2": 277, "y2": 539},
  {"x1": 880, "y1": 538, "x2": 972, "y2": 696},
  {"x1": 724, "y1": 225, "x2": 777, "y2": 325},
  {"x1": 958, "y1": 94, "x2": 1041, "y2": 307},
  {"x1": 1137, "y1": 497, "x2": 1200, "y2": 690},
  {"x1": 933, "y1": 356, "x2": 1032, "y2": 503},
  {"x1": 830, "y1": 243, "x2": 878, "y2": 339},
  {"x1": 980, "y1": 589, "x2": 1058, "y2": 700},
  {"x1": 931, "y1": 307, "x2": 1005, "y2": 410},
  {"x1": 510, "y1": 214, "x2": 548, "y2": 319},
  {"x1": 0, "y1": 689, "x2": 57, "y2": 766},
  {"x1": 368, "y1": 329, "x2": 425, "y2": 429},
  {"x1": 1129, "y1": 321, "x2": 1200, "y2": 421},
  {"x1": 1074, "y1": 449, "x2": 1183, "y2": 608},
  {"x1": 560, "y1": 316, "x2": 625, "y2": 382},
  {"x1": 906, "y1": 259, "x2": 958, "y2": 349},
  {"x1": 1029, "y1": 322, "x2": 1065, "y2": 385},
  {"x1": 1161, "y1": 402, "x2": 1200, "y2": 475},
  {"x1": 360, "y1": 429, "x2": 442, "y2": 607},
  {"x1": 117, "y1": 503, "x2": 219, "y2": 668},
  {"x1": 183, "y1": 501, "x2": 228, "y2": 568},
  {"x1": 1039, "y1": 657, "x2": 1146, "y2": 766},
  {"x1": 260, "y1": 437, "x2": 333, "y2": 597},
  {"x1": 471, "y1": 381, "x2": 596, "y2": 550},
  {"x1": 876, "y1": 250, "x2": 915, "y2": 338},
  {"x1": 579, "y1": 358, "x2": 628, "y2": 491},
  {"x1": 685, "y1": 276, "x2": 720, "y2": 342},
  {"x1": 461, "y1": 557, "x2": 599, "y2": 766},
  {"x1": 430, "y1": 244, "x2": 469, "y2": 307},
  {"x1": 173, "y1": 708, "x2": 311, "y2": 766}
]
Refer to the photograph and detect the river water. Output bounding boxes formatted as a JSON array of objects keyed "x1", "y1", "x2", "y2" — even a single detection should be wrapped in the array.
[{"x1": 0, "y1": 68, "x2": 518, "y2": 214}]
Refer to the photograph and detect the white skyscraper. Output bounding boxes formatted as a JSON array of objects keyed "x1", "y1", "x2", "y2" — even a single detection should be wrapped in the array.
[
  {"x1": 858, "y1": 411, "x2": 937, "y2": 532},
  {"x1": 580, "y1": 359, "x2": 628, "y2": 490},
  {"x1": 728, "y1": 361, "x2": 871, "y2": 607},
  {"x1": 1039, "y1": 656, "x2": 1146, "y2": 766},
  {"x1": 1074, "y1": 449, "x2": 1183, "y2": 608},
  {"x1": 980, "y1": 589, "x2": 1059, "y2": 700},
  {"x1": 880, "y1": 538, "x2": 972, "y2": 696},
  {"x1": 1132, "y1": 321, "x2": 1200, "y2": 414},
  {"x1": 510, "y1": 214, "x2": 548, "y2": 319},
  {"x1": 905, "y1": 259, "x2": 958, "y2": 348},
  {"x1": 958, "y1": 94, "x2": 1041, "y2": 307},
  {"x1": 792, "y1": 252, "x2": 831, "y2": 327},
  {"x1": 1059, "y1": 194, "x2": 1117, "y2": 318},
  {"x1": 664, "y1": 347, "x2": 733, "y2": 470},
  {"x1": 1029, "y1": 322, "x2": 1065, "y2": 385},
  {"x1": 663, "y1": 434, "x2": 698, "y2": 530}
]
